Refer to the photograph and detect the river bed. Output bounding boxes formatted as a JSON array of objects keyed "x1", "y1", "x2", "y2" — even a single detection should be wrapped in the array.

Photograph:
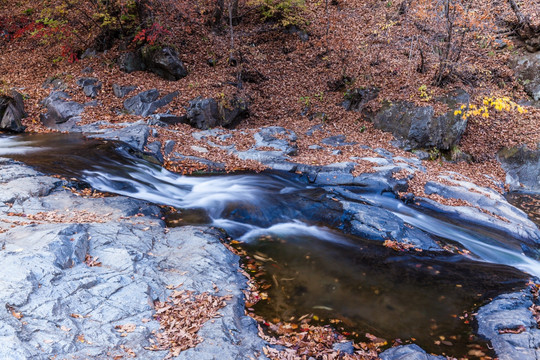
[{"x1": 1, "y1": 133, "x2": 537, "y2": 358}]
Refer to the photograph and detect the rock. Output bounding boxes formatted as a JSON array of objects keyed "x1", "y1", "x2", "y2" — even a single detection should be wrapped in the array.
[
  {"x1": 76, "y1": 77, "x2": 102, "y2": 98},
  {"x1": 0, "y1": 91, "x2": 26, "y2": 133},
  {"x1": 90, "y1": 123, "x2": 150, "y2": 151},
  {"x1": 380, "y1": 344, "x2": 445, "y2": 360},
  {"x1": 146, "y1": 141, "x2": 163, "y2": 163},
  {"x1": 511, "y1": 52, "x2": 540, "y2": 101},
  {"x1": 371, "y1": 89, "x2": 469, "y2": 150},
  {"x1": 341, "y1": 200, "x2": 440, "y2": 250},
  {"x1": 185, "y1": 97, "x2": 248, "y2": 130},
  {"x1": 493, "y1": 39, "x2": 507, "y2": 50},
  {"x1": 332, "y1": 341, "x2": 354, "y2": 354},
  {"x1": 149, "y1": 113, "x2": 188, "y2": 126},
  {"x1": 421, "y1": 176, "x2": 540, "y2": 252},
  {"x1": 42, "y1": 77, "x2": 66, "y2": 91},
  {"x1": 331, "y1": 149, "x2": 342, "y2": 155},
  {"x1": 191, "y1": 145, "x2": 209, "y2": 153},
  {"x1": 498, "y1": 145, "x2": 540, "y2": 192},
  {"x1": 342, "y1": 87, "x2": 379, "y2": 112},
  {"x1": 476, "y1": 289, "x2": 540, "y2": 360},
  {"x1": 321, "y1": 135, "x2": 355, "y2": 147},
  {"x1": 112, "y1": 84, "x2": 137, "y2": 98},
  {"x1": 306, "y1": 124, "x2": 325, "y2": 136},
  {"x1": 119, "y1": 46, "x2": 188, "y2": 81},
  {"x1": 241, "y1": 69, "x2": 267, "y2": 84},
  {"x1": 81, "y1": 48, "x2": 97, "y2": 59},
  {"x1": 254, "y1": 126, "x2": 297, "y2": 155},
  {"x1": 0, "y1": 160, "x2": 266, "y2": 359},
  {"x1": 286, "y1": 26, "x2": 309, "y2": 42},
  {"x1": 308, "y1": 145, "x2": 323, "y2": 150},
  {"x1": 118, "y1": 51, "x2": 146, "y2": 73},
  {"x1": 40, "y1": 91, "x2": 86, "y2": 125},
  {"x1": 140, "y1": 46, "x2": 188, "y2": 81},
  {"x1": 170, "y1": 153, "x2": 226, "y2": 171},
  {"x1": 163, "y1": 140, "x2": 176, "y2": 157},
  {"x1": 124, "y1": 89, "x2": 178, "y2": 117}
]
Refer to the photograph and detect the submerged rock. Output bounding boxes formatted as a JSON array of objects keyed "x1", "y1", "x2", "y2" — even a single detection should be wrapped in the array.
[{"x1": 380, "y1": 344, "x2": 445, "y2": 360}]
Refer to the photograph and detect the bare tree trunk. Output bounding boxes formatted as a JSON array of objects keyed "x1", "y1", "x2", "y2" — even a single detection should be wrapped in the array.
[
  {"x1": 212, "y1": 0, "x2": 225, "y2": 28},
  {"x1": 507, "y1": 0, "x2": 530, "y2": 30}
]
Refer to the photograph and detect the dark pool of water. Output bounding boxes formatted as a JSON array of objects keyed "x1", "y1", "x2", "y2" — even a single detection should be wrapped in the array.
[
  {"x1": 235, "y1": 230, "x2": 527, "y2": 357},
  {"x1": 507, "y1": 192, "x2": 540, "y2": 226}
]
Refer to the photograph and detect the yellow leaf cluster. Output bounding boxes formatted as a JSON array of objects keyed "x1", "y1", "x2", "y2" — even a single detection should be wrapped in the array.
[{"x1": 454, "y1": 96, "x2": 527, "y2": 121}]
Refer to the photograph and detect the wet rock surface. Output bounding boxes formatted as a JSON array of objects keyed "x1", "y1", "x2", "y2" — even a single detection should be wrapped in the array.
[
  {"x1": 380, "y1": 344, "x2": 445, "y2": 360},
  {"x1": 0, "y1": 159, "x2": 267, "y2": 359},
  {"x1": 476, "y1": 287, "x2": 540, "y2": 360}
]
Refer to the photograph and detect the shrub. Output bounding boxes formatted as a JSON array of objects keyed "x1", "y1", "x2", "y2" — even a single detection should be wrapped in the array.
[{"x1": 251, "y1": 0, "x2": 308, "y2": 28}]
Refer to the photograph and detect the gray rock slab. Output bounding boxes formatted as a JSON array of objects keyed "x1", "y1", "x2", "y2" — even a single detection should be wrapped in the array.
[
  {"x1": 89, "y1": 123, "x2": 150, "y2": 151},
  {"x1": 476, "y1": 289, "x2": 540, "y2": 360},
  {"x1": 0, "y1": 161, "x2": 266, "y2": 359}
]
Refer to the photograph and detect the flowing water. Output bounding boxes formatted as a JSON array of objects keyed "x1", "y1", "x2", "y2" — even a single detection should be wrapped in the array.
[{"x1": 1, "y1": 133, "x2": 537, "y2": 357}]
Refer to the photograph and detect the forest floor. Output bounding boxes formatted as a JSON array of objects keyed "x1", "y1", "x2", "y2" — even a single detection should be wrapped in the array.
[{"x1": 0, "y1": 0, "x2": 538, "y2": 199}]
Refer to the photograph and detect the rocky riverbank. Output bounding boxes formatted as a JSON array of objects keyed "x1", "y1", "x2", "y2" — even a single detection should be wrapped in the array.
[
  {"x1": 1, "y1": 129, "x2": 539, "y2": 359},
  {"x1": 0, "y1": 158, "x2": 266, "y2": 359}
]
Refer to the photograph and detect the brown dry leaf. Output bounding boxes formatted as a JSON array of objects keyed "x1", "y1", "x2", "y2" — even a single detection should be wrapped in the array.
[
  {"x1": 498, "y1": 325, "x2": 527, "y2": 334},
  {"x1": 148, "y1": 290, "x2": 228, "y2": 358}
]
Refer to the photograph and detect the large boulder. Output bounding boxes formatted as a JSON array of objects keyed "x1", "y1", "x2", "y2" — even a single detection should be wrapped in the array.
[
  {"x1": 498, "y1": 145, "x2": 540, "y2": 192},
  {"x1": 119, "y1": 46, "x2": 188, "y2": 81},
  {"x1": 141, "y1": 46, "x2": 188, "y2": 81},
  {"x1": 40, "y1": 91, "x2": 86, "y2": 125},
  {"x1": 124, "y1": 89, "x2": 178, "y2": 117},
  {"x1": 511, "y1": 52, "x2": 540, "y2": 101},
  {"x1": 0, "y1": 91, "x2": 26, "y2": 133},
  {"x1": 370, "y1": 89, "x2": 469, "y2": 150},
  {"x1": 185, "y1": 97, "x2": 248, "y2": 130}
]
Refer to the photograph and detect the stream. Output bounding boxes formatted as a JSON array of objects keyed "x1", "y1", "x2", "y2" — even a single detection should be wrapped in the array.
[{"x1": 1, "y1": 133, "x2": 538, "y2": 358}]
